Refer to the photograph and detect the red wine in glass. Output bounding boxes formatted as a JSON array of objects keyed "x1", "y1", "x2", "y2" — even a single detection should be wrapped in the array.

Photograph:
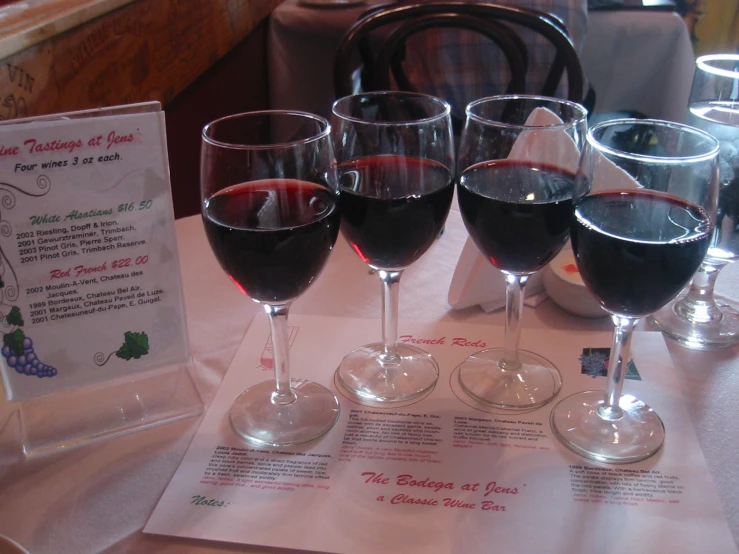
[
  {"x1": 201, "y1": 110, "x2": 341, "y2": 448},
  {"x1": 331, "y1": 91, "x2": 455, "y2": 407},
  {"x1": 454, "y1": 95, "x2": 588, "y2": 412},
  {"x1": 458, "y1": 159, "x2": 574, "y2": 273},
  {"x1": 338, "y1": 154, "x2": 454, "y2": 269},
  {"x1": 203, "y1": 179, "x2": 340, "y2": 303},
  {"x1": 549, "y1": 118, "x2": 719, "y2": 464},
  {"x1": 572, "y1": 190, "x2": 712, "y2": 318}
]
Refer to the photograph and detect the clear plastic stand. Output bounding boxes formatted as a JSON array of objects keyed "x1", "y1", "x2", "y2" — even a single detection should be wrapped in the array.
[
  {"x1": 17, "y1": 356, "x2": 203, "y2": 458},
  {"x1": 0, "y1": 102, "x2": 205, "y2": 458}
]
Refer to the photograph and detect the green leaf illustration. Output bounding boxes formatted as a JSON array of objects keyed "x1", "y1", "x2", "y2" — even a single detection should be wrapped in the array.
[
  {"x1": 5, "y1": 306, "x2": 23, "y2": 327},
  {"x1": 3, "y1": 329, "x2": 25, "y2": 356},
  {"x1": 115, "y1": 331, "x2": 149, "y2": 361}
]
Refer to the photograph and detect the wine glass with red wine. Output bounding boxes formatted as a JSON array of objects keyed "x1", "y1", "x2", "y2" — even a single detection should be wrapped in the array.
[
  {"x1": 651, "y1": 54, "x2": 739, "y2": 349},
  {"x1": 201, "y1": 111, "x2": 341, "y2": 446},
  {"x1": 456, "y1": 95, "x2": 588, "y2": 410},
  {"x1": 331, "y1": 92, "x2": 454, "y2": 406},
  {"x1": 550, "y1": 119, "x2": 719, "y2": 463}
]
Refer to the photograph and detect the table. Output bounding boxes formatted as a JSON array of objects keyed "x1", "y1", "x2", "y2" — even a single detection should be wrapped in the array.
[
  {"x1": 580, "y1": 10, "x2": 696, "y2": 123},
  {"x1": 268, "y1": 1, "x2": 696, "y2": 123},
  {"x1": 0, "y1": 207, "x2": 737, "y2": 553},
  {"x1": 267, "y1": 0, "x2": 388, "y2": 124}
]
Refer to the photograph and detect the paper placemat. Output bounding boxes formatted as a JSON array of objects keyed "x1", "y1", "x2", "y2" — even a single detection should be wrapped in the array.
[{"x1": 145, "y1": 315, "x2": 737, "y2": 554}]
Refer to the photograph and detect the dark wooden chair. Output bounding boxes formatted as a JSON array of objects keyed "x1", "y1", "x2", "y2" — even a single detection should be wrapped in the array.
[{"x1": 333, "y1": 1, "x2": 586, "y2": 132}]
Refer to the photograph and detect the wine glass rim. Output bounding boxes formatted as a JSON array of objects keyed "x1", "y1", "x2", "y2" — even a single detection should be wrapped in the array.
[
  {"x1": 696, "y1": 54, "x2": 739, "y2": 79},
  {"x1": 201, "y1": 110, "x2": 330, "y2": 149},
  {"x1": 464, "y1": 94, "x2": 588, "y2": 129},
  {"x1": 587, "y1": 118, "x2": 719, "y2": 164},
  {"x1": 331, "y1": 91, "x2": 451, "y2": 125}
]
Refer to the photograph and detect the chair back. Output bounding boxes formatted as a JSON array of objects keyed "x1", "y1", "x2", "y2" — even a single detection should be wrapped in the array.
[{"x1": 333, "y1": 1, "x2": 585, "y2": 131}]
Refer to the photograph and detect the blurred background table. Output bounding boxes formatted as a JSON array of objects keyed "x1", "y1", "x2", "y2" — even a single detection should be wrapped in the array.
[
  {"x1": 0, "y1": 204, "x2": 737, "y2": 553},
  {"x1": 581, "y1": 9, "x2": 695, "y2": 122},
  {"x1": 268, "y1": 0, "x2": 696, "y2": 122},
  {"x1": 268, "y1": 0, "x2": 389, "y2": 124}
]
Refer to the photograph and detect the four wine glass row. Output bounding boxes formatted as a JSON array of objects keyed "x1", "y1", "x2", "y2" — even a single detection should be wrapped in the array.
[{"x1": 201, "y1": 87, "x2": 723, "y2": 466}]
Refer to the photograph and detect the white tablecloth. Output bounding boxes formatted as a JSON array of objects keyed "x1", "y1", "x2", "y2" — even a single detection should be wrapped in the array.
[
  {"x1": 581, "y1": 10, "x2": 695, "y2": 122},
  {"x1": 268, "y1": 1, "x2": 696, "y2": 122},
  {"x1": 0, "y1": 208, "x2": 737, "y2": 553}
]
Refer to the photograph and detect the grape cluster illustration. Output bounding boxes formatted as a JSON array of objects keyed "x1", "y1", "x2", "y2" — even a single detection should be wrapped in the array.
[
  {"x1": 1, "y1": 307, "x2": 57, "y2": 378},
  {"x1": 2, "y1": 334, "x2": 57, "y2": 377},
  {"x1": 580, "y1": 349, "x2": 608, "y2": 378}
]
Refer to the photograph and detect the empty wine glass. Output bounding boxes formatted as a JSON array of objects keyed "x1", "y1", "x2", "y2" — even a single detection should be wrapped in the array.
[
  {"x1": 331, "y1": 91, "x2": 455, "y2": 406},
  {"x1": 550, "y1": 119, "x2": 719, "y2": 463},
  {"x1": 652, "y1": 54, "x2": 739, "y2": 349},
  {"x1": 201, "y1": 111, "x2": 341, "y2": 446},
  {"x1": 456, "y1": 95, "x2": 588, "y2": 410}
]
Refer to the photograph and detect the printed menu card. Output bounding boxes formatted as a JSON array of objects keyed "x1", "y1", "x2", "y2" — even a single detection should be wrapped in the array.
[
  {"x1": 145, "y1": 314, "x2": 736, "y2": 553},
  {"x1": 0, "y1": 103, "x2": 189, "y2": 401}
]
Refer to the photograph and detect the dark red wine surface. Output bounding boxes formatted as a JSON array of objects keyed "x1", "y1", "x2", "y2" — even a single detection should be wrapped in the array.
[
  {"x1": 572, "y1": 190, "x2": 711, "y2": 317},
  {"x1": 338, "y1": 155, "x2": 453, "y2": 269},
  {"x1": 203, "y1": 179, "x2": 340, "y2": 303},
  {"x1": 458, "y1": 159, "x2": 574, "y2": 273}
]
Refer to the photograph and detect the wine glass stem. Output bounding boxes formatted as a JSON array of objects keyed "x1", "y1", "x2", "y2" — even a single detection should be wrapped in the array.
[
  {"x1": 501, "y1": 272, "x2": 529, "y2": 371},
  {"x1": 674, "y1": 262, "x2": 725, "y2": 324},
  {"x1": 264, "y1": 303, "x2": 298, "y2": 406},
  {"x1": 600, "y1": 315, "x2": 637, "y2": 420},
  {"x1": 378, "y1": 269, "x2": 403, "y2": 366}
]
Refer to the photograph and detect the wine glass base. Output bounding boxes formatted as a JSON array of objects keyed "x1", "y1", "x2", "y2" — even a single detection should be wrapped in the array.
[
  {"x1": 550, "y1": 390, "x2": 665, "y2": 464},
  {"x1": 650, "y1": 294, "x2": 739, "y2": 350},
  {"x1": 335, "y1": 343, "x2": 439, "y2": 406},
  {"x1": 457, "y1": 348, "x2": 562, "y2": 410},
  {"x1": 229, "y1": 379, "x2": 340, "y2": 447}
]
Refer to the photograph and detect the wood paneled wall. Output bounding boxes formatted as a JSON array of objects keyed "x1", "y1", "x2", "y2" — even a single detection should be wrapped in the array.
[
  {"x1": 165, "y1": 19, "x2": 270, "y2": 219},
  {"x1": 0, "y1": 0, "x2": 280, "y2": 218}
]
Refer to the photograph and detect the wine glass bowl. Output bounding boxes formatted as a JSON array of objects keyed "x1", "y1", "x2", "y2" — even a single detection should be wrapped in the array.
[
  {"x1": 651, "y1": 53, "x2": 739, "y2": 349},
  {"x1": 455, "y1": 95, "x2": 588, "y2": 410},
  {"x1": 331, "y1": 92, "x2": 455, "y2": 406},
  {"x1": 201, "y1": 111, "x2": 341, "y2": 446},
  {"x1": 550, "y1": 119, "x2": 719, "y2": 464}
]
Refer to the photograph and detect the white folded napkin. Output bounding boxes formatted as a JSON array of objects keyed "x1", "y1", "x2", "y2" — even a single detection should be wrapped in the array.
[{"x1": 448, "y1": 107, "x2": 581, "y2": 312}]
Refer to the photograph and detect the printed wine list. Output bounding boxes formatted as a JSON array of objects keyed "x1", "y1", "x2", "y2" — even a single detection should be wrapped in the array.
[
  {"x1": 144, "y1": 314, "x2": 737, "y2": 554},
  {"x1": 0, "y1": 105, "x2": 189, "y2": 402}
]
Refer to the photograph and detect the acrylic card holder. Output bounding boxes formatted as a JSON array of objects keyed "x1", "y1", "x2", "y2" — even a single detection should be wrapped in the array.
[{"x1": 0, "y1": 102, "x2": 202, "y2": 457}]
